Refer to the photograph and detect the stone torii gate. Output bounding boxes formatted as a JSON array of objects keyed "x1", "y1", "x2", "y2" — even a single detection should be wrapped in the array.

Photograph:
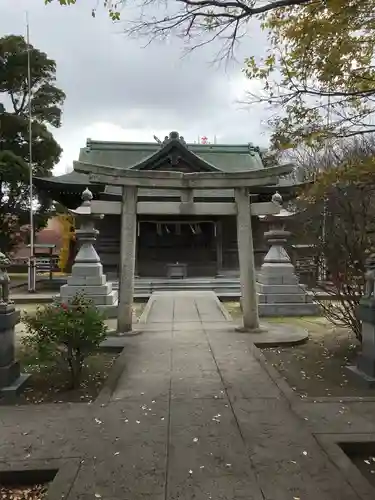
[{"x1": 73, "y1": 162, "x2": 292, "y2": 333}]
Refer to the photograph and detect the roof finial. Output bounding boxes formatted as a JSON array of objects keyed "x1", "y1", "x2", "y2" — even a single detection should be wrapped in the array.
[
  {"x1": 161, "y1": 131, "x2": 187, "y2": 147},
  {"x1": 82, "y1": 187, "x2": 93, "y2": 205},
  {"x1": 272, "y1": 191, "x2": 283, "y2": 206}
]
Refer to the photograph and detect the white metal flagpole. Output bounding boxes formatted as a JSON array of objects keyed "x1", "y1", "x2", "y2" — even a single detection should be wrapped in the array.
[{"x1": 26, "y1": 12, "x2": 36, "y2": 292}]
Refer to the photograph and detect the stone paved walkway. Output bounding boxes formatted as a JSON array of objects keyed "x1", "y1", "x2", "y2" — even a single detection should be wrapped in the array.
[{"x1": 1, "y1": 291, "x2": 375, "y2": 499}]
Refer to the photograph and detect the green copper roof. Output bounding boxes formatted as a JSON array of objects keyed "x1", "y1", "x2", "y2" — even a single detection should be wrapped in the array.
[
  {"x1": 43, "y1": 171, "x2": 88, "y2": 184},
  {"x1": 78, "y1": 135, "x2": 264, "y2": 172},
  {"x1": 35, "y1": 133, "x2": 279, "y2": 199}
]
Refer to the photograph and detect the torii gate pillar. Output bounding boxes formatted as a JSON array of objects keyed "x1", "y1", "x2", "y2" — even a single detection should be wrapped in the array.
[
  {"x1": 235, "y1": 187, "x2": 260, "y2": 332},
  {"x1": 117, "y1": 186, "x2": 138, "y2": 333}
]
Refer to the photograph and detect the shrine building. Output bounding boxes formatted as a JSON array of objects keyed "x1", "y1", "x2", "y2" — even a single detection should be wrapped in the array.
[{"x1": 34, "y1": 131, "x2": 301, "y2": 279}]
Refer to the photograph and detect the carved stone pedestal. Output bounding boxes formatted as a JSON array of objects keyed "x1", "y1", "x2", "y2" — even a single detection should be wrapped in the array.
[{"x1": 0, "y1": 303, "x2": 30, "y2": 401}]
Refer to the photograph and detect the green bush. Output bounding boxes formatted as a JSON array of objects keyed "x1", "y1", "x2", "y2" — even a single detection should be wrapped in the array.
[{"x1": 22, "y1": 293, "x2": 108, "y2": 389}]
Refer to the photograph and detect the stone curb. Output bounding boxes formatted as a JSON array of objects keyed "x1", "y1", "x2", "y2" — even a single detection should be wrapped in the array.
[
  {"x1": 213, "y1": 294, "x2": 233, "y2": 322},
  {"x1": 251, "y1": 345, "x2": 297, "y2": 404},
  {"x1": 314, "y1": 434, "x2": 375, "y2": 500},
  {"x1": 0, "y1": 457, "x2": 81, "y2": 500},
  {"x1": 138, "y1": 295, "x2": 154, "y2": 323},
  {"x1": 254, "y1": 343, "x2": 375, "y2": 406},
  {"x1": 95, "y1": 349, "x2": 129, "y2": 407}
]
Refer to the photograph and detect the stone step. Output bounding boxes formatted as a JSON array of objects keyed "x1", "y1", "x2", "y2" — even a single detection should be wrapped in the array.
[
  {"x1": 121, "y1": 277, "x2": 244, "y2": 299},
  {"x1": 130, "y1": 283, "x2": 242, "y2": 291}
]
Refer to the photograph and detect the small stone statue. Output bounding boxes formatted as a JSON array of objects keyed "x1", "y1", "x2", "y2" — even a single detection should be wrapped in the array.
[
  {"x1": 0, "y1": 252, "x2": 11, "y2": 304},
  {"x1": 364, "y1": 254, "x2": 375, "y2": 298}
]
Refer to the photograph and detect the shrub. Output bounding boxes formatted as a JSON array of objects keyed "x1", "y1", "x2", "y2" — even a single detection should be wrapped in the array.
[{"x1": 22, "y1": 293, "x2": 108, "y2": 389}]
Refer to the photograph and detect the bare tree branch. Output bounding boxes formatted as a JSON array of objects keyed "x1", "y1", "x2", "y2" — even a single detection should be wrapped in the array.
[{"x1": 123, "y1": 0, "x2": 320, "y2": 59}]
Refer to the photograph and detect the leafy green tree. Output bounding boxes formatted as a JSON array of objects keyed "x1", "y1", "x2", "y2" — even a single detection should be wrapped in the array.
[
  {"x1": 244, "y1": 0, "x2": 375, "y2": 148},
  {"x1": 0, "y1": 35, "x2": 65, "y2": 253}
]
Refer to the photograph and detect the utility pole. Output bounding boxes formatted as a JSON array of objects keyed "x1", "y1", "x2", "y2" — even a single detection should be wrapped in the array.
[{"x1": 26, "y1": 12, "x2": 36, "y2": 293}]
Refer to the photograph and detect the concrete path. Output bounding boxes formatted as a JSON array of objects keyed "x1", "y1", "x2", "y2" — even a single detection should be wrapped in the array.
[{"x1": 1, "y1": 291, "x2": 374, "y2": 499}]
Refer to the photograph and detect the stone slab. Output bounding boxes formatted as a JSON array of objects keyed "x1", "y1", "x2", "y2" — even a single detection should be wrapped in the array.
[
  {"x1": 0, "y1": 303, "x2": 16, "y2": 315},
  {"x1": 60, "y1": 283, "x2": 113, "y2": 296},
  {"x1": 67, "y1": 275, "x2": 107, "y2": 286},
  {"x1": 97, "y1": 303, "x2": 118, "y2": 319},
  {"x1": 257, "y1": 283, "x2": 307, "y2": 295},
  {"x1": 257, "y1": 274, "x2": 299, "y2": 286},
  {"x1": 0, "y1": 361, "x2": 20, "y2": 387},
  {"x1": 61, "y1": 290, "x2": 117, "y2": 306},
  {"x1": 70, "y1": 262, "x2": 103, "y2": 277},
  {"x1": 259, "y1": 262, "x2": 297, "y2": 274},
  {"x1": 0, "y1": 310, "x2": 20, "y2": 331},
  {"x1": 357, "y1": 353, "x2": 375, "y2": 377},
  {"x1": 257, "y1": 292, "x2": 308, "y2": 304},
  {"x1": 360, "y1": 321, "x2": 375, "y2": 360},
  {"x1": 245, "y1": 322, "x2": 309, "y2": 347},
  {"x1": 346, "y1": 365, "x2": 375, "y2": 388},
  {"x1": 0, "y1": 373, "x2": 30, "y2": 403},
  {"x1": 358, "y1": 302, "x2": 375, "y2": 323},
  {"x1": 100, "y1": 336, "x2": 128, "y2": 351},
  {"x1": 258, "y1": 302, "x2": 320, "y2": 317},
  {"x1": 0, "y1": 328, "x2": 16, "y2": 368}
]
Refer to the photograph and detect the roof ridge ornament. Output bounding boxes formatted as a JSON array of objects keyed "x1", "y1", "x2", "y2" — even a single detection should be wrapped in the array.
[
  {"x1": 82, "y1": 187, "x2": 93, "y2": 206},
  {"x1": 162, "y1": 131, "x2": 187, "y2": 147}
]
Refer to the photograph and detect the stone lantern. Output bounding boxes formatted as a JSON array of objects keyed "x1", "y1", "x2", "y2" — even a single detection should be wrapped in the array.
[
  {"x1": 257, "y1": 192, "x2": 320, "y2": 316},
  {"x1": 0, "y1": 252, "x2": 29, "y2": 400},
  {"x1": 60, "y1": 188, "x2": 117, "y2": 316},
  {"x1": 347, "y1": 253, "x2": 375, "y2": 386}
]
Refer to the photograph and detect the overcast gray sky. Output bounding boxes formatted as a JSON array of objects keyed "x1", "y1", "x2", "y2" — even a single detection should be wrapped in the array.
[{"x1": 0, "y1": 0, "x2": 270, "y2": 175}]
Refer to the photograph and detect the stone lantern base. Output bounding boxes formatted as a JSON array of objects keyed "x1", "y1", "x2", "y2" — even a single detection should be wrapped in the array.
[
  {"x1": 257, "y1": 245, "x2": 320, "y2": 317},
  {"x1": 60, "y1": 262, "x2": 118, "y2": 318},
  {"x1": 0, "y1": 304, "x2": 30, "y2": 402},
  {"x1": 346, "y1": 298, "x2": 375, "y2": 387}
]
